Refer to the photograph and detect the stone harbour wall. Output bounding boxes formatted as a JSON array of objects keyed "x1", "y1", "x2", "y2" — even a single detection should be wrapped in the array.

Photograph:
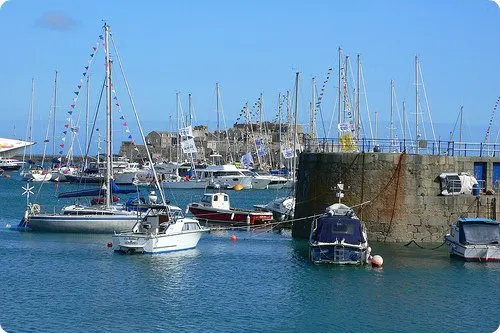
[{"x1": 292, "y1": 152, "x2": 499, "y2": 242}]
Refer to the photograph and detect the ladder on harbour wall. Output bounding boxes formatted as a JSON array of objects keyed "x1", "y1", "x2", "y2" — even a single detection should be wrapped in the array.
[{"x1": 473, "y1": 196, "x2": 498, "y2": 220}]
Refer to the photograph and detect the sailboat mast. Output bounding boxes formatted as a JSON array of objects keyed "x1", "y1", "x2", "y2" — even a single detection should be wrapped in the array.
[
  {"x1": 188, "y1": 93, "x2": 193, "y2": 127},
  {"x1": 292, "y1": 72, "x2": 299, "y2": 179},
  {"x1": 337, "y1": 47, "x2": 342, "y2": 137},
  {"x1": 104, "y1": 22, "x2": 113, "y2": 208},
  {"x1": 216, "y1": 83, "x2": 220, "y2": 135},
  {"x1": 85, "y1": 75, "x2": 90, "y2": 164},
  {"x1": 415, "y1": 55, "x2": 419, "y2": 148},
  {"x1": 278, "y1": 92, "x2": 282, "y2": 169},
  {"x1": 52, "y1": 71, "x2": 58, "y2": 160},
  {"x1": 176, "y1": 92, "x2": 180, "y2": 161},
  {"x1": 356, "y1": 54, "x2": 360, "y2": 141},
  {"x1": 28, "y1": 78, "x2": 35, "y2": 160},
  {"x1": 459, "y1": 105, "x2": 463, "y2": 144},
  {"x1": 390, "y1": 79, "x2": 394, "y2": 144}
]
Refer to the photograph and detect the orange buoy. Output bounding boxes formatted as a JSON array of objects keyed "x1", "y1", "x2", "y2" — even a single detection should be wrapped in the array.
[
  {"x1": 230, "y1": 234, "x2": 237, "y2": 241},
  {"x1": 233, "y1": 184, "x2": 244, "y2": 191}
]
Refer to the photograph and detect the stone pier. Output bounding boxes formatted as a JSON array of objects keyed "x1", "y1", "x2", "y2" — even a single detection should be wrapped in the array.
[{"x1": 292, "y1": 152, "x2": 500, "y2": 242}]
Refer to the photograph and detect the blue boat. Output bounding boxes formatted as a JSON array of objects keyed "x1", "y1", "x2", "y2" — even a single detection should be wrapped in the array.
[{"x1": 309, "y1": 203, "x2": 371, "y2": 265}]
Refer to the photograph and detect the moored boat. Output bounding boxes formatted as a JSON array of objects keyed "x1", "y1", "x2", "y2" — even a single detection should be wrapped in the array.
[
  {"x1": 112, "y1": 204, "x2": 208, "y2": 254},
  {"x1": 309, "y1": 203, "x2": 371, "y2": 265},
  {"x1": 444, "y1": 217, "x2": 500, "y2": 262},
  {"x1": 188, "y1": 192, "x2": 273, "y2": 225}
]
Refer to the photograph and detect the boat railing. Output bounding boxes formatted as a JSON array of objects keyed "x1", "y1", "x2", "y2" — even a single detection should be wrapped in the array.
[{"x1": 304, "y1": 138, "x2": 500, "y2": 157}]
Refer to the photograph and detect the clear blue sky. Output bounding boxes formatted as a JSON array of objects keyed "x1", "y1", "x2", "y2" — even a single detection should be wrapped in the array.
[{"x1": 1, "y1": 0, "x2": 500, "y2": 154}]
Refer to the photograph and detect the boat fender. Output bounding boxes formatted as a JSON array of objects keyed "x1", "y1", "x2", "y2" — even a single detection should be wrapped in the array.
[
  {"x1": 30, "y1": 204, "x2": 41, "y2": 215},
  {"x1": 370, "y1": 255, "x2": 384, "y2": 267}
]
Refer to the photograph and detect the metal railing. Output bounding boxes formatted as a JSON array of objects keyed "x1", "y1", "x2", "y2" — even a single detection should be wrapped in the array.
[{"x1": 304, "y1": 138, "x2": 500, "y2": 157}]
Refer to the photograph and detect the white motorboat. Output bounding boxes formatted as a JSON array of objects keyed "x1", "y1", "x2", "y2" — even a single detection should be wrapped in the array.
[
  {"x1": 255, "y1": 196, "x2": 295, "y2": 221},
  {"x1": 112, "y1": 204, "x2": 208, "y2": 254},
  {"x1": 309, "y1": 203, "x2": 371, "y2": 265},
  {"x1": 444, "y1": 217, "x2": 500, "y2": 262},
  {"x1": 0, "y1": 157, "x2": 25, "y2": 171}
]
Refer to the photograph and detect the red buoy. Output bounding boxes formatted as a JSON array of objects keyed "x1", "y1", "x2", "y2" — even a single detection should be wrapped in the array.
[
  {"x1": 230, "y1": 234, "x2": 237, "y2": 241},
  {"x1": 107, "y1": 242, "x2": 113, "y2": 248}
]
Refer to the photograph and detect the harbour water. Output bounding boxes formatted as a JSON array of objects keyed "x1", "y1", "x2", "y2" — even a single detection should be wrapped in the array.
[{"x1": 0, "y1": 175, "x2": 499, "y2": 332}]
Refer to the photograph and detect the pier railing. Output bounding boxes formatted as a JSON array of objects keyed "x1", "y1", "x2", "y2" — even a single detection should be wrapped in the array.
[{"x1": 304, "y1": 138, "x2": 500, "y2": 157}]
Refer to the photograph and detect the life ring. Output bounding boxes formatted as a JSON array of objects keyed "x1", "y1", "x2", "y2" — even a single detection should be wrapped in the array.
[{"x1": 30, "y1": 204, "x2": 41, "y2": 215}]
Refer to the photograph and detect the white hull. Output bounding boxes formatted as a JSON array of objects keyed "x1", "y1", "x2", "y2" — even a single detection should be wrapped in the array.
[
  {"x1": 445, "y1": 236, "x2": 500, "y2": 261},
  {"x1": 26, "y1": 212, "x2": 141, "y2": 233},
  {"x1": 114, "y1": 171, "x2": 137, "y2": 185},
  {"x1": 162, "y1": 179, "x2": 209, "y2": 189},
  {"x1": 112, "y1": 229, "x2": 204, "y2": 254}
]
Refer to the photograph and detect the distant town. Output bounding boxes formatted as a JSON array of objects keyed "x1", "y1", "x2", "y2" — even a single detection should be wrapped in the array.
[{"x1": 119, "y1": 121, "x2": 305, "y2": 168}]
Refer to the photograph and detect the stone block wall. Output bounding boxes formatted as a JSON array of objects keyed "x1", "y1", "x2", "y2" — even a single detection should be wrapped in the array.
[{"x1": 293, "y1": 152, "x2": 500, "y2": 242}]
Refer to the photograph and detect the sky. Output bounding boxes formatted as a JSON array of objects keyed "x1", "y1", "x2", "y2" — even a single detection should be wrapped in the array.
[{"x1": 1, "y1": 0, "x2": 500, "y2": 155}]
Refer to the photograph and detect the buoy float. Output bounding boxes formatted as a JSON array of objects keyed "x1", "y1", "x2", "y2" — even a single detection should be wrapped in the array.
[
  {"x1": 232, "y1": 184, "x2": 244, "y2": 191},
  {"x1": 107, "y1": 242, "x2": 113, "y2": 248},
  {"x1": 230, "y1": 234, "x2": 237, "y2": 241},
  {"x1": 370, "y1": 254, "x2": 384, "y2": 267}
]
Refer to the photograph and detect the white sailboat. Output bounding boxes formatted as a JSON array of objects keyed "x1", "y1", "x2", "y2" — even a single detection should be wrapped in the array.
[{"x1": 18, "y1": 23, "x2": 146, "y2": 233}]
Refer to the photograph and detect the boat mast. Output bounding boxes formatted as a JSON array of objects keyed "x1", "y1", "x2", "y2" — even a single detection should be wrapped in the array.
[
  {"x1": 415, "y1": 55, "x2": 419, "y2": 152},
  {"x1": 337, "y1": 47, "x2": 342, "y2": 138},
  {"x1": 188, "y1": 93, "x2": 193, "y2": 127},
  {"x1": 310, "y1": 77, "x2": 316, "y2": 139},
  {"x1": 278, "y1": 92, "x2": 282, "y2": 169},
  {"x1": 356, "y1": 54, "x2": 360, "y2": 141},
  {"x1": 216, "y1": 82, "x2": 220, "y2": 138},
  {"x1": 390, "y1": 79, "x2": 394, "y2": 145},
  {"x1": 292, "y1": 72, "x2": 299, "y2": 182},
  {"x1": 104, "y1": 22, "x2": 113, "y2": 208},
  {"x1": 176, "y1": 92, "x2": 180, "y2": 161},
  {"x1": 52, "y1": 71, "x2": 58, "y2": 160},
  {"x1": 85, "y1": 74, "x2": 90, "y2": 167}
]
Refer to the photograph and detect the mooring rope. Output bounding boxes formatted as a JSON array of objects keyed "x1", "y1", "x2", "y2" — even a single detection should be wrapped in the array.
[{"x1": 403, "y1": 239, "x2": 446, "y2": 250}]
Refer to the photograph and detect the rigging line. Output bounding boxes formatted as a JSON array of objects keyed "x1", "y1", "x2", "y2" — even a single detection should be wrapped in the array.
[
  {"x1": 417, "y1": 62, "x2": 437, "y2": 141},
  {"x1": 449, "y1": 106, "x2": 462, "y2": 140},
  {"x1": 84, "y1": 76, "x2": 106, "y2": 168},
  {"x1": 484, "y1": 96, "x2": 500, "y2": 143},
  {"x1": 217, "y1": 86, "x2": 234, "y2": 163},
  {"x1": 110, "y1": 33, "x2": 166, "y2": 206},
  {"x1": 392, "y1": 86, "x2": 413, "y2": 142}
]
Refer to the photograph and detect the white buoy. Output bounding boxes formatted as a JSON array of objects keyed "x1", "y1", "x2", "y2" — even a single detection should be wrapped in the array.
[{"x1": 371, "y1": 254, "x2": 384, "y2": 267}]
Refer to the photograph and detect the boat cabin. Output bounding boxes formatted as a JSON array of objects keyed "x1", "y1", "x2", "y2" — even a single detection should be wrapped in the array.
[
  {"x1": 311, "y1": 215, "x2": 366, "y2": 245},
  {"x1": 452, "y1": 218, "x2": 500, "y2": 245},
  {"x1": 200, "y1": 192, "x2": 230, "y2": 210}
]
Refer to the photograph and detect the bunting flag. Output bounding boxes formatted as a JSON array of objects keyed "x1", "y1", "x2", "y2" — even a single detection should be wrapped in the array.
[
  {"x1": 180, "y1": 138, "x2": 197, "y2": 154},
  {"x1": 240, "y1": 152, "x2": 254, "y2": 167},
  {"x1": 484, "y1": 96, "x2": 500, "y2": 143},
  {"x1": 282, "y1": 147, "x2": 295, "y2": 159},
  {"x1": 179, "y1": 125, "x2": 194, "y2": 138},
  {"x1": 56, "y1": 35, "x2": 101, "y2": 161},
  {"x1": 111, "y1": 88, "x2": 136, "y2": 146}
]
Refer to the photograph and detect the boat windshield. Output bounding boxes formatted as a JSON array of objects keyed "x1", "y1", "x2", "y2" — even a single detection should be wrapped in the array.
[{"x1": 460, "y1": 223, "x2": 500, "y2": 245}]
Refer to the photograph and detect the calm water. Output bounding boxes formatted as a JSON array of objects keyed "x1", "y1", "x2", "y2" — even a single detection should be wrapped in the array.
[{"x1": 0, "y1": 174, "x2": 499, "y2": 333}]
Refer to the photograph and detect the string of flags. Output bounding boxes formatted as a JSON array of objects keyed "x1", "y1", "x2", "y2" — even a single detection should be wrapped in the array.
[
  {"x1": 111, "y1": 88, "x2": 138, "y2": 152},
  {"x1": 484, "y1": 96, "x2": 499, "y2": 143},
  {"x1": 57, "y1": 35, "x2": 103, "y2": 159}
]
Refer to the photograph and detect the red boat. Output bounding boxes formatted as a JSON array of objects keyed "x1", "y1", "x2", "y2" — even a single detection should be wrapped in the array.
[{"x1": 188, "y1": 192, "x2": 273, "y2": 225}]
